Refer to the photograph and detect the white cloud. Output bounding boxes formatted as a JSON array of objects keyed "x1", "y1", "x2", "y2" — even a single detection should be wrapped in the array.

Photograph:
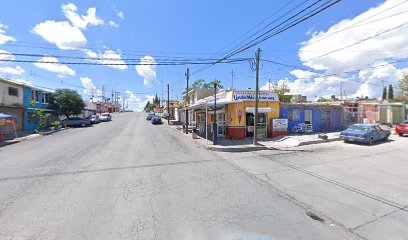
[
  {"x1": 0, "y1": 22, "x2": 15, "y2": 45},
  {"x1": 109, "y1": 21, "x2": 119, "y2": 28},
  {"x1": 290, "y1": 69, "x2": 316, "y2": 79},
  {"x1": 124, "y1": 90, "x2": 154, "y2": 111},
  {"x1": 299, "y1": 0, "x2": 408, "y2": 73},
  {"x1": 80, "y1": 77, "x2": 97, "y2": 95},
  {"x1": 136, "y1": 56, "x2": 158, "y2": 87},
  {"x1": 117, "y1": 11, "x2": 124, "y2": 19},
  {"x1": 0, "y1": 49, "x2": 25, "y2": 76},
  {"x1": 288, "y1": 0, "x2": 408, "y2": 99},
  {"x1": 32, "y1": 21, "x2": 87, "y2": 50},
  {"x1": 62, "y1": 3, "x2": 103, "y2": 30},
  {"x1": 34, "y1": 56, "x2": 76, "y2": 76},
  {"x1": 0, "y1": 66, "x2": 25, "y2": 75},
  {"x1": 82, "y1": 49, "x2": 127, "y2": 70}
]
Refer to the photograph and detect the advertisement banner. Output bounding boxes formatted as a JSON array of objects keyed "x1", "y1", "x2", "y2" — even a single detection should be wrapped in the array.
[
  {"x1": 272, "y1": 119, "x2": 288, "y2": 132},
  {"x1": 233, "y1": 91, "x2": 278, "y2": 102}
]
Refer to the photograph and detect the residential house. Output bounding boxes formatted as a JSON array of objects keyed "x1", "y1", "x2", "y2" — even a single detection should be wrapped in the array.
[
  {"x1": 180, "y1": 88, "x2": 213, "y2": 127},
  {"x1": 163, "y1": 100, "x2": 179, "y2": 120},
  {"x1": 280, "y1": 103, "x2": 343, "y2": 133},
  {"x1": 0, "y1": 78, "x2": 24, "y2": 136},
  {"x1": 23, "y1": 85, "x2": 55, "y2": 133}
]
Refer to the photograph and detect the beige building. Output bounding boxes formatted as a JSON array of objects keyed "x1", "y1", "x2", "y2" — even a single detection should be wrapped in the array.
[{"x1": 0, "y1": 78, "x2": 25, "y2": 135}]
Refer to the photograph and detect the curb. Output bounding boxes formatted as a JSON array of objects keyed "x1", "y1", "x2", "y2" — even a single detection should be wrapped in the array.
[
  {"x1": 298, "y1": 138, "x2": 341, "y2": 146},
  {"x1": 206, "y1": 145, "x2": 269, "y2": 152}
]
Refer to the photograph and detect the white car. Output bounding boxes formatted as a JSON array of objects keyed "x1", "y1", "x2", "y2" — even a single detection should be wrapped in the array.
[{"x1": 99, "y1": 113, "x2": 112, "y2": 122}]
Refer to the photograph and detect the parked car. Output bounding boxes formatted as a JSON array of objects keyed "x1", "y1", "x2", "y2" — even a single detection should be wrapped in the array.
[
  {"x1": 61, "y1": 117, "x2": 91, "y2": 127},
  {"x1": 162, "y1": 113, "x2": 169, "y2": 120},
  {"x1": 146, "y1": 113, "x2": 155, "y2": 120},
  {"x1": 99, "y1": 113, "x2": 112, "y2": 122},
  {"x1": 151, "y1": 116, "x2": 163, "y2": 124},
  {"x1": 396, "y1": 120, "x2": 408, "y2": 136},
  {"x1": 339, "y1": 124, "x2": 391, "y2": 145},
  {"x1": 90, "y1": 115, "x2": 100, "y2": 124}
]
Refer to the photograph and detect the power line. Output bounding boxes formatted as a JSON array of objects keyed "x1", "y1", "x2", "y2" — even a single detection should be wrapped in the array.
[
  {"x1": 304, "y1": 19, "x2": 408, "y2": 62},
  {"x1": 191, "y1": 0, "x2": 343, "y2": 75},
  {"x1": 0, "y1": 58, "x2": 250, "y2": 66},
  {"x1": 306, "y1": 0, "x2": 408, "y2": 46}
]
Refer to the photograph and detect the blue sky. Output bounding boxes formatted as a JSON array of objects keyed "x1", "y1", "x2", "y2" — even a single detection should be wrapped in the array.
[{"x1": 1, "y1": 0, "x2": 407, "y2": 110}]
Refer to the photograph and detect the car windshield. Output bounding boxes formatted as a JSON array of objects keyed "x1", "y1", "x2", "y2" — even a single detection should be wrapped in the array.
[
  {"x1": 101, "y1": 114, "x2": 108, "y2": 117},
  {"x1": 347, "y1": 125, "x2": 371, "y2": 132}
]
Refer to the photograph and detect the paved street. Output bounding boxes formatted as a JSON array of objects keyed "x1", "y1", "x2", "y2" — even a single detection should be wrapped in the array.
[
  {"x1": 0, "y1": 112, "x2": 360, "y2": 240},
  {"x1": 216, "y1": 133, "x2": 408, "y2": 240}
]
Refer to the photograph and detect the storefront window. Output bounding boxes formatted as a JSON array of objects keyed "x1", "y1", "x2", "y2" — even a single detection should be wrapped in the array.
[
  {"x1": 288, "y1": 110, "x2": 300, "y2": 121},
  {"x1": 321, "y1": 110, "x2": 331, "y2": 121}
]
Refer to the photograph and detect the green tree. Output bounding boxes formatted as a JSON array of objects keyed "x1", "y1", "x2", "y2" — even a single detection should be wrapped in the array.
[
  {"x1": 271, "y1": 79, "x2": 292, "y2": 103},
  {"x1": 192, "y1": 79, "x2": 206, "y2": 89},
  {"x1": 204, "y1": 79, "x2": 224, "y2": 90},
  {"x1": 49, "y1": 89, "x2": 85, "y2": 118},
  {"x1": 395, "y1": 75, "x2": 408, "y2": 101},
  {"x1": 382, "y1": 87, "x2": 387, "y2": 100},
  {"x1": 144, "y1": 100, "x2": 151, "y2": 110},
  {"x1": 388, "y1": 84, "x2": 394, "y2": 99}
]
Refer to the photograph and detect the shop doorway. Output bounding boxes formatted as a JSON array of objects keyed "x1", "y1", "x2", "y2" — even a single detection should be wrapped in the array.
[
  {"x1": 217, "y1": 113, "x2": 225, "y2": 136},
  {"x1": 246, "y1": 113, "x2": 267, "y2": 138}
]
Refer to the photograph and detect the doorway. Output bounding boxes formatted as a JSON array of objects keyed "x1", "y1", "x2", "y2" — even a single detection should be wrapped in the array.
[{"x1": 246, "y1": 113, "x2": 267, "y2": 138}]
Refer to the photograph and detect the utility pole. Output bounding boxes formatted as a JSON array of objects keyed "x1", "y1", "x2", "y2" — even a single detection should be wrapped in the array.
[
  {"x1": 185, "y1": 68, "x2": 189, "y2": 134},
  {"x1": 254, "y1": 48, "x2": 261, "y2": 145},
  {"x1": 231, "y1": 69, "x2": 234, "y2": 90},
  {"x1": 167, "y1": 83, "x2": 170, "y2": 125},
  {"x1": 339, "y1": 81, "x2": 343, "y2": 100},
  {"x1": 213, "y1": 82, "x2": 218, "y2": 145},
  {"x1": 122, "y1": 92, "x2": 125, "y2": 111}
]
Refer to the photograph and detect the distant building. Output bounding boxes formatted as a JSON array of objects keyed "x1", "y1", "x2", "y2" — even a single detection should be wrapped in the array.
[{"x1": 164, "y1": 100, "x2": 179, "y2": 120}]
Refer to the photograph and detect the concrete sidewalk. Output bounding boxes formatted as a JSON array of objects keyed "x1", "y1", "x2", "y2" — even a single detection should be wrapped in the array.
[
  {"x1": 165, "y1": 121, "x2": 341, "y2": 152},
  {"x1": 0, "y1": 128, "x2": 67, "y2": 147}
]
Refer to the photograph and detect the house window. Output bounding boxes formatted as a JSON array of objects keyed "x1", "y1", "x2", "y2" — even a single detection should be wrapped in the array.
[
  {"x1": 32, "y1": 90, "x2": 40, "y2": 102},
  {"x1": 321, "y1": 110, "x2": 331, "y2": 121},
  {"x1": 42, "y1": 93, "x2": 49, "y2": 104},
  {"x1": 288, "y1": 110, "x2": 301, "y2": 121},
  {"x1": 8, "y1": 87, "x2": 18, "y2": 97}
]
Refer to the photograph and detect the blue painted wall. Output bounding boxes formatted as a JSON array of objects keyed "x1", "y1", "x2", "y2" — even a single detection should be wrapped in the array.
[
  {"x1": 23, "y1": 86, "x2": 54, "y2": 133},
  {"x1": 280, "y1": 105, "x2": 343, "y2": 133}
]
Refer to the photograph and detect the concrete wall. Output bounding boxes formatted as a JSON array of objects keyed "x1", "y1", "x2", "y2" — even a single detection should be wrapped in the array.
[{"x1": 0, "y1": 80, "x2": 23, "y2": 107}]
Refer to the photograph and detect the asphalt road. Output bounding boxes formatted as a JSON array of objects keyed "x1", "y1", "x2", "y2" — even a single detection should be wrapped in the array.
[{"x1": 0, "y1": 112, "x2": 359, "y2": 240}]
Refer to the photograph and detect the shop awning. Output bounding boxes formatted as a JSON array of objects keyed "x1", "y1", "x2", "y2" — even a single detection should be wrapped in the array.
[
  {"x1": 245, "y1": 107, "x2": 272, "y2": 113},
  {"x1": 0, "y1": 113, "x2": 13, "y2": 119}
]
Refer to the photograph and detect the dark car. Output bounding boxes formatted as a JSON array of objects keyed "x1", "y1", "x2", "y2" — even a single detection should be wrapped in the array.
[
  {"x1": 340, "y1": 124, "x2": 391, "y2": 145},
  {"x1": 61, "y1": 117, "x2": 91, "y2": 127},
  {"x1": 151, "y1": 116, "x2": 162, "y2": 124},
  {"x1": 396, "y1": 120, "x2": 408, "y2": 136},
  {"x1": 146, "y1": 113, "x2": 155, "y2": 120}
]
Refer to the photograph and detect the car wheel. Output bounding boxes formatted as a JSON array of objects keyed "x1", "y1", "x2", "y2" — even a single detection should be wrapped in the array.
[
  {"x1": 399, "y1": 133, "x2": 403, "y2": 137},
  {"x1": 368, "y1": 138, "x2": 374, "y2": 145},
  {"x1": 343, "y1": 140, "x2": 349, "y2": 143},
  {"x1": 384, "y1": 134, "x2": 389, "y2": 141},
  {"x1": 81, "y1": 123, "x2": 86, "y2": 127}
]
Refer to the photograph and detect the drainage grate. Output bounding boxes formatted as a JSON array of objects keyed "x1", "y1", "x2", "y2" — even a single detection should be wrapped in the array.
[{"x1": 306, "y1": 211, "x2": 325, "y2": 223}]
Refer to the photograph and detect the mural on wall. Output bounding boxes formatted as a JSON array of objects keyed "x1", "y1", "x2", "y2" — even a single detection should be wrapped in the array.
[
  {"x1": 238, "y1": 110, "x2": 243, "y2": 124},
  {"x1": 226, "y1": 112, "x2": 232, "y2": 126}
]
